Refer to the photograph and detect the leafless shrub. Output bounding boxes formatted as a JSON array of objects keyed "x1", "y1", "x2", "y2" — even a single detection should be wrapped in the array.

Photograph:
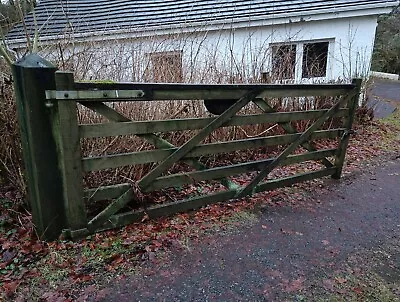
[
  {"x1": 0, "y1": 59, "x2": 25, "y2": 192},
  {"x1": 0, "y1": 30, "x2": 370, "y2": 196}
]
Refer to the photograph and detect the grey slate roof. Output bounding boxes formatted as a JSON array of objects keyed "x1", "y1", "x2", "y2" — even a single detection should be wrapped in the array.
[{"x1": 7, "y1": 0, "x2": 399, "y2": 40}]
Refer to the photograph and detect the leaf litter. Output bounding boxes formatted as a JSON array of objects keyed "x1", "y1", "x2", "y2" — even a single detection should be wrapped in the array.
[{"x1": 0, "y1": 114, "x2": 399, "y2": 300}]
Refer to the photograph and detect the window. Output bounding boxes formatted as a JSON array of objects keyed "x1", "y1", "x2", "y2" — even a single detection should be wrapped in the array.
[
  {"x1": 271, "y1": 44, "x2": 296, "y2": 80},
  {"x1": 149, "y1": 51, "x2": 183, "y2": 83},
  {"x1": 302, "y1": 42, "x2": 329, "y2": 78},
  {"x1": 268, "y1": 40, "x2": 331, "y2": 82}
]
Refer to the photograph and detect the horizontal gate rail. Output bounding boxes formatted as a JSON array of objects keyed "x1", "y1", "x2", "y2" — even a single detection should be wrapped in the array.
[
  {"x1": 13, "y1": 54, "x2": 361, "y2": 241},
  {"x1": 147, "y1": 149, "x2": 338, "y2": 191},
  {"x1": 84, "y1": 183, "x2": 131, "y2": 202},
  {"x1": 79, "y1": 109, "x2": 349, "y2": 138},
  {"x1": 81, "y1": 101, "x2": 238, "y2": 190},
  {"x1": 82, "y1": 129, "x2": 344, "y2": 172},
  {"x1": 45, "y1": 82, "x2": 355, "y2": 101},
  {"x1": 65, "y1": 167, "x2": 337, "y2": 239},
  {"x1": 41, "y1": 68, "x2": 362, "y2": 239},
  {"x1": 237, "y1": 90, "x2": 355, "y2": 198}
]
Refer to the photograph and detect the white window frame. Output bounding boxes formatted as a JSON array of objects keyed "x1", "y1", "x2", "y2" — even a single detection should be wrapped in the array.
[{"x1": 268, "y1": 39, "x2": 334, "y2": 83}]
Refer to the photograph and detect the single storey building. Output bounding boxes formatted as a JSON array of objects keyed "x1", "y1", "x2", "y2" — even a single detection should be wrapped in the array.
[{"x1": 6, "y1": 0, "x2": 399, "y2": 83}]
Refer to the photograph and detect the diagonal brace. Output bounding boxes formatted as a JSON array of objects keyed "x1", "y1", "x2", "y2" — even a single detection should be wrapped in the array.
[
  {"x1": 81, "y1": 102, "x2": 238, "y2": 190},
  {"x1": 87, "y1": 188, "x2": 133, "y2": 231},
  {"x1": 253, "y1": 98, "x2": 334, "y2": 168},
  {"x1": 236, "y1": 91, "x2": 356, "y2": 199},
  {"x1": 138, "y1": 88, "x2": 263, "y2": 190}
]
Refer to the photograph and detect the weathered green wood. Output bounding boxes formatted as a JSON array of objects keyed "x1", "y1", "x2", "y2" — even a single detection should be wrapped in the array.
[
  {"x1": 64, "y1": 167, "x2": 336, "y2": 238},
  {"x1": 80, "y1": 109, "x2": 349, "y2": 138},
  {"x1": 84, "y1": 183, "x2": 131, "y2": 202},
  {"x1": 47, "y1": 82, "x2": 354, "y2": 102},
  {"x1": 332, "y1": 79, "x2": 362, "y2": 179},
  {"x1": 82, "y1": 129, "x2": 343, "y2": 172},
  {"x1": 48, "y1": 87, "x2": 351, "y2": 101},
  {"x1": 145, "y1": 168, "x2": 336, "y2": 218},
  {"x1": 253, "y1": 98, "x2": 335, "y2": 168},
  {"x1": 82, "y1": 102, "x2": 182, "y2": 149},
  {"x1": 87, "y1": 188, "x2": 133, "y2": 231},
  {"x1": 255, "y1": 167, "x2": 336, "y2": 193},
  {"x1": 81, "y1": 102, "x2": 238, "y2": 190},
  {"x1": 148, "y1": 149, "x2": 337, "y2": 191},
  {"x1": 73, "y1": 81, "x2": 354, "y2": 93},
  {"x1": 237, "y1": 92, "x2": 355, "y2": 198},
  {"x1": 53, "y1": 72, "x2": 87, "y2": 230},
  {"x1": 138, "y1": 88, "x2": 263, "y2": 190},
  {"x1": 12, "y1": 54, "x2": 66, "y2": 241},
  {"x1": 82, "y1": 102, "x2": 131, "y2": 123},
  {"x1": 46, "y1": 89, "x2": 145, "y2": 100}
]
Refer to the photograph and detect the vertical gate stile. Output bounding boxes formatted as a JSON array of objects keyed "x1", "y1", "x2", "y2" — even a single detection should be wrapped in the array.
[
  {"x1": 53, "y1": 72, "x2": 87, "y2": 230},
  {"x1": 332, "y1": 78, "x2": 362, "y2": 179}
]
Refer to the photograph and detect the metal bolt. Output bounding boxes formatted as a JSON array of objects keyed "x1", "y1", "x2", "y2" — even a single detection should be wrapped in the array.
[
  {"x1": 45, "y1": 101, "x2": 54, "y2": 108},
  {"x1": 103, "y1": 92, "x2": 108, "y2": 97},
  {"x1": 64, "y1": 93, "x2": 69, "y2": 98},
  {"x1": 137, "y1": 92, "x2": 144, "y2": 97}
]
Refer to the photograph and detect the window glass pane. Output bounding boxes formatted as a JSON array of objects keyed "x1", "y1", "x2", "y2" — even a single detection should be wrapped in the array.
[
  {"x1": 302, "y1": 42, "x2": 329, "y2": 78},
  {"x1": 271, "y1": 44, "x2": 296, "y2": 80}
]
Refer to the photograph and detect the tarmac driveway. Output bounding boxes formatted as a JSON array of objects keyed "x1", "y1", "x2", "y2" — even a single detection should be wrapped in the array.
[
  {"x1": 101, "y1": 158, "x2": 400, "y2": 301},
  {"x1": 368, "y1": 78, "x2": 400, "y2": 118}
]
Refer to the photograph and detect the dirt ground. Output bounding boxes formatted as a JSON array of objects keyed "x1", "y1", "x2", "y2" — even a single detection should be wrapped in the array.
[
  {"x1": 1, "y1": 79, "x2": 399, "y2": 301},
  {"x1": 89, "y1": 155, "x2": 400, "y2": 302}
]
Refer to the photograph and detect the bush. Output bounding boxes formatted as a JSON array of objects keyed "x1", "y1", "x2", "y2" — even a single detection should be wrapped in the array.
[
  {"x1": 372, "y1": 9, "x2": 400, "y2": 75},
  {"x1": 0, "y1": 60, "x2": 24, "y2": 193}
]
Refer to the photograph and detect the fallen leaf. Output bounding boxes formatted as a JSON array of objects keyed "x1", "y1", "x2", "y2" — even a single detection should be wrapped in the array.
[
  {"x1": 110, "y1": 255, "x2": 124, "y2": 267},
  {"x1": 41, "y1": 291, "x2": 65, "y2": 302},
  {"x1": 283, "y1": 277, "x2": 306, "y2": 293},
  {"x1": 3, "y1": 280, "x2": 20, "y2": 297},
  {"x1": 78, "y1": 275, "x2": 93, "y2": 283},
  {"x1": 141, "y1": 214, "x2": 149, "y2": 222},
  {"x1": 322, "y1": 279, "x2": 335, "y2": 291},
  {"x1": 335, "y1": 277, "x2": 347, "y2": 284}
]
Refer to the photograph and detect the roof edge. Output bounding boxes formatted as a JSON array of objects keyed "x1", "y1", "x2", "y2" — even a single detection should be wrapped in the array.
[{"x1": 6, "y1": 4, "x2": 398, "y2": 48}]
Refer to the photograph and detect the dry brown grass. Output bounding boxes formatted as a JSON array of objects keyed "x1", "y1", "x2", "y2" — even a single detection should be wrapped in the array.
[
  {"x1": 77, "y1": 94, "x2": 344, "y2": 190},
  {"x1": 0, "y1": 60, "x2": 25, "y2": 193},
  {"x1": 0, "y1": 45, "x2": 372, "y2": 201}
]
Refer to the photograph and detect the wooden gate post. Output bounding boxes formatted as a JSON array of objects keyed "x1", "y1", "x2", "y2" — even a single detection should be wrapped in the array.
[
  {"x1": 12, "y1": 54, "x2": 66, "y2": 241},
  {"x1": 52, "y1": 72, "x2": 87, "y2": 232},
  {"x1": 332, "y1": 78, "x2": 362, "y2": 179}
]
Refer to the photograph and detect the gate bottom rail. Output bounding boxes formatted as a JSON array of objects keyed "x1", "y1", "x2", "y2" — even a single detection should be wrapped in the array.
[{"x1": 63, "y1": 167, "x2": 336, "y2": 239}]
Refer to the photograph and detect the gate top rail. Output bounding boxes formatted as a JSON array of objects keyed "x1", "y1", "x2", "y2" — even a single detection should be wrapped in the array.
[{"x1": 45, "y1": 81, "x2": 356, "y2": 101}]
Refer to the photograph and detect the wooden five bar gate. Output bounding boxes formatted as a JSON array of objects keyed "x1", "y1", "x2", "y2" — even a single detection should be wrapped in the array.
[{"x1": 13, "y1": 54, "x2": 361, "y2": 241}]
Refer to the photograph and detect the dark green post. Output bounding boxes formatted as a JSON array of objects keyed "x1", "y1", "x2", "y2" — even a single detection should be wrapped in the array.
[
  {"x1": 332, "y1": 78, "x2": 362, "y2": 179},
  {"x1": 52, "y1": 72, "x2": 87, "y2": 231},
  {"x1": 12, "y1": 54, "x2": 66, "y2": 240}
]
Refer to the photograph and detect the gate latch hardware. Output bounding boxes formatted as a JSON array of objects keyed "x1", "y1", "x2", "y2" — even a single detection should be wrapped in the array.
[{"x1": 341, "y1": 129, "x2": 356, "y2": 139}]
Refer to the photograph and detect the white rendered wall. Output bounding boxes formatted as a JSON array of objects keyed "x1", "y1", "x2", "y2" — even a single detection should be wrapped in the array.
[
  {"x1": 188, "y1": 15, "x2": 379, "y2": 83},
  {"x1": 40, "y1": 14, "x2": 379, "y2": 83}
]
